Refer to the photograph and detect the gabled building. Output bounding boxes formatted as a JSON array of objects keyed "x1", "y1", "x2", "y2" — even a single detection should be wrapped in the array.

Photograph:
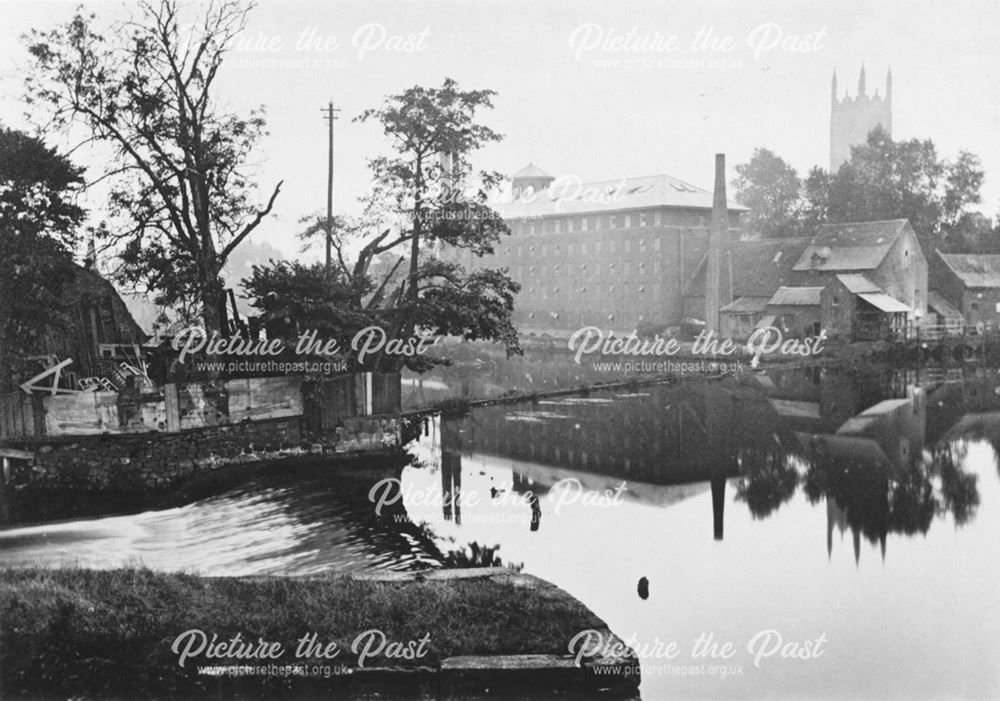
[
  {"x1": 684, "y1": 237, "x2": 811, "y2": 337},
  {"x1": 932, "y1": 252, "x2": 1000, "y2": 329},
  {"x1": 10, "y1": 263, "x2": 148, "y2": 391},
  {"x1": 685, "y1": 219, "x2": 926, "y2": 340},
  {"x1": 792, "y1": 219, "x2": 926, "y2": 317}
]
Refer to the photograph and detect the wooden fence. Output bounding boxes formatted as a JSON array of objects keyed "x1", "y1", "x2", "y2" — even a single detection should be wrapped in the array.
[
  {"x1": 306, "y1": 373, "x2": 401, "y2": 432},
  {"x1": 0, "y1": 372, "x2": 400, "y2": 441},
  {"x1": 0, "y1": 393, "x2": 40, "y2": 440}
]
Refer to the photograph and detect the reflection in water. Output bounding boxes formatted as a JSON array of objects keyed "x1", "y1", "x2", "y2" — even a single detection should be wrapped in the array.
[
  {"x1": 409, "y1": 365, "x2": 1000, "y2": 699},
  {"x1": 442, "y1": 542, "x2": 510, "y2": 569},
  {"x1": 2, "y1": 364, "x2": 1000, "y2": 698},
  {"x1": 733, "y1": 452, "x2": 799, "y2": 520},
  {"x1": 433, "y1": 365, "x2": 993, "y2": 553}
]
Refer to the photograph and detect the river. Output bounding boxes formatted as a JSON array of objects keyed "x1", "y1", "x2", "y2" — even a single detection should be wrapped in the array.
[{"x1": 2, "y1": 363, "x2": 999, "y2": 699}]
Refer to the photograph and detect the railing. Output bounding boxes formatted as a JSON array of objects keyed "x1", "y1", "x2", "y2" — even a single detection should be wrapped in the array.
[{"x1": 908, "y1": 322, "x2": 998, "y2": 342}]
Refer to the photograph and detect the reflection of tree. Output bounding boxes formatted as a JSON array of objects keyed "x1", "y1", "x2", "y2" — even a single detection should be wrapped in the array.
[
  {"x1": 804, "y1": 457, "x2": 889, "y2": 547},
  {"x1": 931, "y1": 443, "x2": 980, "y2": 527},
  {"x1": 885, "y1": 463, "x2": 935, "y2": 535},
  {"x1": 804, "y1": 438, "x2": 982, "y2": 552},
  {"x1": 734, "y1": 450, "x2": 799, "y2": 519},
  {"x1": 992, "y1": 440, "x2": 1000, "y2": 480},
  {"x1": 442, "y1": 542, "x2": 523, "y2": 571}
]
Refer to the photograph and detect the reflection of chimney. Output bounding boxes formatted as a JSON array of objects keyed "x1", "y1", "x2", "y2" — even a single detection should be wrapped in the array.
[
  {"x1": 827, "y1": 499, "x2": 834, "y2": 559},
  {"x1": 705, "y1": 154, "x2": 730, "y2": 331},
  {"x1": 711, "y1": 476, "x2": 725, "y2": 541},
  {"x1": 852, "y1": 525, "x2": 861, "y2": 566}
]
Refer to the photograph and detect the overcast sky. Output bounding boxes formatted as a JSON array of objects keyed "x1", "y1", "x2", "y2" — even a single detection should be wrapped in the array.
[{"x1": 2, "y1": 0, "x2": 999, "y2": 264}]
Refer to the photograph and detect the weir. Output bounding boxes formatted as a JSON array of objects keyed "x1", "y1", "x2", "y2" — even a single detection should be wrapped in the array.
[{"x1": 0, "y1": 373, "x2": 403, "y2": 525}]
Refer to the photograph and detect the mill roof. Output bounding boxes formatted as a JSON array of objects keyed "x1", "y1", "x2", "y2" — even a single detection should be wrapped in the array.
[
  {"x1": 685, "y1": 238, "x2": 812, "y2": 298},
  {"x1": 496, "y1": 173, "x2": 748, "y2": 218},
  {"x1": 768, "y1": 286, "x2": 824, "y2": 306},
  {"x1": 937, "y1": 253, "x2": 1000, "y2": 289},
  {"x1": 792, "y1": 220, "x2": 910, "y2": 272}
]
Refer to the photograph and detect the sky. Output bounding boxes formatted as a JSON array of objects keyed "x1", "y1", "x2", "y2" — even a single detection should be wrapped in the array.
[{"x1": 1, "y1": 0, "x2": 999, "y2": 265}]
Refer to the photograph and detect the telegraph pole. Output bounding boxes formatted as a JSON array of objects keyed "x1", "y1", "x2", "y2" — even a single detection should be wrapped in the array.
[{"x1": 321, "y1": 101, "x2": 341, "y2": 267}]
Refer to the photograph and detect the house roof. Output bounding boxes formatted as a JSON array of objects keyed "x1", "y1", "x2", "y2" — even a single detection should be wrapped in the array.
[
  {"x1": 71, "y1": 266, "x2": 147, "y2": 340},
  {"x1": 768, "y1": 286, "x2": 824, "y2": 306},
  {"x1": 836, "y1": 273, "x2": 882, "y2": 294},
  {"x1": 801, "y1": 433, "x2": 896, "y2": 479},
  {"x1": 937, "y1": 253, "x2": 1000, "y2": 288},
  {"x1": 858, "y1": 292, "x2": 911, "y2": 313},
  {"x1": 511, "y1": 163, "x2": 554, "y2": 180},
  {"x1": 792, "y1": 220, "x2": 910, "y2": 272},
  {"x1": 496, "y1": 173, "x2": 748, "y2": 219},
  {"x1": 720, "y1": 296, "x2": 770, "y2": 314},
  {"x1": 685, "y1": 237, "x2": 812, "y2": 298},
  {"x1": 927, "y1": 290, "x2": 963, "y2": 319}
]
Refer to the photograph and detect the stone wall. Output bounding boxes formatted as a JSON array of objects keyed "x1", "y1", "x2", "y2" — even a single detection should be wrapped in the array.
[
  {"x1": 18, "y1": 417, "x2": 302, "y2": 492},
  {"x1": 1, "y1": 414, "x2": 400, "y2": 524}
]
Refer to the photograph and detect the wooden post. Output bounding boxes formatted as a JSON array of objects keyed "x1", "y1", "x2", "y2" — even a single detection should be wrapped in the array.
[
  {"x1": 164, "y1": 383, "x2": 181, "y2": 432},
  {"x1": 0, "y1": 457, "x2": 8, "y2": 525},
  {"x1": 353, "y1": 372, "x2": 373, "y2": 416},
  {"x1": 321, "y1": 101, "x2": 341, "y2": 268},
  {"x1": 30, "y1": 393, "x2": 46, "y2": 438}
]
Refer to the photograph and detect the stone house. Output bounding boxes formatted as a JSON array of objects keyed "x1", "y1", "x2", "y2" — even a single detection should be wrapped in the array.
[
  {"x1": 932, "y1": 252, "x2": 1000, "y2": 330},
  {"x1": 686, "y1": 219, "x2": 926, "y2": 340}
]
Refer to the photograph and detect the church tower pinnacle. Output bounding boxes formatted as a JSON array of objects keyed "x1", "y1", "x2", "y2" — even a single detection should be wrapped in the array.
[{"x1": 829, "y1": 64, "x2": 892, "y2": 171}]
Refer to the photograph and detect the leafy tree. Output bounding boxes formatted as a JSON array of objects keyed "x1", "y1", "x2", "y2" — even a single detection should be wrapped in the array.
[
  {"x1": 800, "y1": 166, "x2": 831, "y2": 232},
  {"x1": 734, "y1": 129, "x2": 990, "y2": 253},
  {"x1": 732, "y1": 148, "x2": 803, "y2": 238},
  {"x1": 244, "y1": 79, "x2": 521, "y2": 372},
  {"x1": 23, "y1": 0, "x2": 282, "y2": 335},
  {"x1": 942, "y1": 151, "x2": 985, "y2": 229},
  {"x1": 0, "y1": 127, "x2": 84, "y2": 391},
  {"x1": 353, "y1": 78, "x2": 518, "y2": 343},
  {"x1": 241, "y1": 260, "x2": 368, "y2": 363},
  {"x1": 823, "y1": 126, "x2": 946, "y2": 252}
]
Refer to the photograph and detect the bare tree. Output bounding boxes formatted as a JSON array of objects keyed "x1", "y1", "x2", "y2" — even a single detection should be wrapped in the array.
[{"x1": 24, "y1": 0, "x2": 282, "y2": 333}]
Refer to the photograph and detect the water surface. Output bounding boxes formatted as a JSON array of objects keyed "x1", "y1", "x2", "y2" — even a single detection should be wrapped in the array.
[{"x1": 3, "y1": 364, "x2": 999, "y2": 699}]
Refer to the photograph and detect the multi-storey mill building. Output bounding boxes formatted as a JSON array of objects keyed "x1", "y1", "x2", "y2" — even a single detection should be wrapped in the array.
[{"x1": 455, "y1": 163, "x2": 745, "y2": 335}]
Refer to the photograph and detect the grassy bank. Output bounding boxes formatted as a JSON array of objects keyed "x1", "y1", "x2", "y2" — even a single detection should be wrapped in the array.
[{"x1": 0, "y1": 567, "x2": 605, "y2": 699}]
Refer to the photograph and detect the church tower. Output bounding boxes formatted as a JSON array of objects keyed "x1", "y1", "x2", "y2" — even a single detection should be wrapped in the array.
[{"x1": 829, "y1": 66, "x2": 892, "y2": 171}]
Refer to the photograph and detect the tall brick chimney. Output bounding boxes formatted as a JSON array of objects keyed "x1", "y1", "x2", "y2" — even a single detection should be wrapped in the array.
[{"x1": 705, "y1": 154, "x2": 730, "y2": 332}]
